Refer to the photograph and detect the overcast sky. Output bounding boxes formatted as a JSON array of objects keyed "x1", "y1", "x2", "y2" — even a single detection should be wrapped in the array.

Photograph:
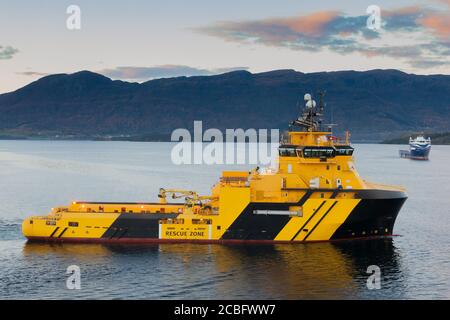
[{"x1": 0, "y1": 0, "x2": 449, "y2": 93}]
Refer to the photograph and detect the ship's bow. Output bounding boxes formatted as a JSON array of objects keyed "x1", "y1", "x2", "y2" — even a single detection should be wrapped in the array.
[{"x1": 331, "y1": 188, "x2": 407, "y2": 240}]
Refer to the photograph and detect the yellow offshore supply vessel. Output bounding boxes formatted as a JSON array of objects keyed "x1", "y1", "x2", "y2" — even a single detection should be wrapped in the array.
[{"x1": 22, "y1": 92, "x2": 407, "y2": 244}]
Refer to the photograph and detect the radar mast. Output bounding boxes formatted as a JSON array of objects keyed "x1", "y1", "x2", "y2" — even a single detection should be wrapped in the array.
[{"x1": 291, "y1": 91, "x2": 327, "y2": 132}]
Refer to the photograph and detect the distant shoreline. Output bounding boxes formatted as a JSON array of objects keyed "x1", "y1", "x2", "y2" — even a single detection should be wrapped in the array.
[
  {"x1": 0, "y1": 137, "x2": 379, "y2": 143},
  {"x1": 1, "y1": 132, "x2": 449, "y2": 145},
  {"x1": 382, "y1": 132, "x2": 450, "y2": 145},
  {"x1": 1, "y1": 137, "x2": 449, "y2": 145}
]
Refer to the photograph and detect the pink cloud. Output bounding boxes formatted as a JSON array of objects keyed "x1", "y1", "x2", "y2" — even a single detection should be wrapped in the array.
[
  {"x1": 436, "y1": 0, "x2": 450, "y2": 6},
  {"x1": 269, "y1": 11, "x2": 340, "y2": 37},
  {"x1": 420, "y1": 13, "x2": 450, "y2": 39},
  {"x1": 383, "y1": 6, "x2": 423, "y2": 17},
  {"x1": 197, "y1": 5, "x2": 450, "y2": 69}
]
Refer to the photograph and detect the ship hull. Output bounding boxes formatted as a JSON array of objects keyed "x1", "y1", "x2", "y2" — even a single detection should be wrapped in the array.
[
  {"x1": 409, "y1": 144, "x2": 431, "y2": 160},
  {"x1": 23, "y1": 189, "x2": 407, "y2": 244}
]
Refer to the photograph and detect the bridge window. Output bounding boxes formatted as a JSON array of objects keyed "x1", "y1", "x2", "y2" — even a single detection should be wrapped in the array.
[
  {"x1": 279, "y1": 147, "x2": 297, "y2": 157},
  {"x1": 335, "y1": 146, "x2": 354, "y2": 156},
  {"x1": 303, "y1": 147, "x2": 336, "y2": 158}
]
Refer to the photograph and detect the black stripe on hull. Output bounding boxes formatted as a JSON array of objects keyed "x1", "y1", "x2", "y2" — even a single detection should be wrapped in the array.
[
  {"x1": 49, "y1": 227, "x2": 59, "y2": 238},
  {"x1": 303, "y1": 201, "x2": 338, "y2": 241},
  {"x1": 221, "y1": 190, "x2": 316, "y2": 241},
  {"x1": 101, "y1": 213, "x2": 178, "y2": 239},
  {"x1": 331, "y1": 197, "x2": 407, "y2": 240},
  {"x1": 291, "y1": 201, "x2": 326, "y2": 241},
  {"x1": 354, "y1": 189, "x2": 407, "y2": 200},
  {"x1": 282, "y1": 188, "x2": 407, "y2": 200},
  {"x1": 221, "y1": 203, "x2": 293, "y2": 240},
  {"x1": 58, "y1": 227, "x2": 68, "y2": 238}
]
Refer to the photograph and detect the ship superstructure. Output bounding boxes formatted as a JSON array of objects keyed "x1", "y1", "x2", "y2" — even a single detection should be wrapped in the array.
[{"x1": 22, "y1": 93, "x2": 407, "y2": 243}]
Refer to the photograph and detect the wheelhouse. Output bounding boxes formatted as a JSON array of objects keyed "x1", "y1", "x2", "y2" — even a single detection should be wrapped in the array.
[
  {"x1": 302, "y1": 146, "x2": 336, "y2": 158},
  {"x1": 278, "y1": 144, "x2": 354, "y2": 159},
  {"x1": 279, "y1": 145, "x2": 336, "y2": 158}
]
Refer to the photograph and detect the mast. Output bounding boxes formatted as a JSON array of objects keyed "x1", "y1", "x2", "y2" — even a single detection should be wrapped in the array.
[{"x1": 290, "y1": 92, "x2": 325, "y2": 132}]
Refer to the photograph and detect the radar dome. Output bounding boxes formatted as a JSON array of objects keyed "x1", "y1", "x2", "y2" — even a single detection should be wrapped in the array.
[{"x1": 306, "y1": 100, "x2": 317, "y2": 109}]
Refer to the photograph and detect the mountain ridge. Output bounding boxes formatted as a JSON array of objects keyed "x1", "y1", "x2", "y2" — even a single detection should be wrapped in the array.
[{"x1": 0, "y1": 69, "x2": 449, "y2": 141}]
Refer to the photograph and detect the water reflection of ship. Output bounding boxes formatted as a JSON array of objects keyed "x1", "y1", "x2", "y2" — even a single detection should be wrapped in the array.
[
  {"x1": 22, "y1": 242, "x2": 115, "y2": 263},
  {"x1": 209, "y1": 239, "x2": 404, "y2": 299},
  {"x1": 22, "y1": 239, "x2": 404, "y2": 299}
]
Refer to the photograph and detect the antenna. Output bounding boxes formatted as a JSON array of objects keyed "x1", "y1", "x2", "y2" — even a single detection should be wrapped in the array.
[
  {"x1": 317, "y1": 90, "x2": 326, "y2": 130},
  {"x1": 317, "y1": 90, "x2": 336, "y2": 133},
  {"x1": 328, "y1": 91, "x2": 333, "y2": 125},
  {"x1": 318, "y1": 91, "x2": 325, "y2": 116}
]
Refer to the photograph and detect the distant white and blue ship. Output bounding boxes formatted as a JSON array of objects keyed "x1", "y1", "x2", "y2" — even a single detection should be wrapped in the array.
[
  {"x1": 399, "y1": 135, "x2": 431, "y2": 160},
  {"x1": 409, "y1": 136, "x2": 431, "y2": 160}
]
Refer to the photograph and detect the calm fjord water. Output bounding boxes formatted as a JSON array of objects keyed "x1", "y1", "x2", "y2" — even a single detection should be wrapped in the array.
[{"x1": 0, "y1": 141, "x2": 449, "y2": 299}]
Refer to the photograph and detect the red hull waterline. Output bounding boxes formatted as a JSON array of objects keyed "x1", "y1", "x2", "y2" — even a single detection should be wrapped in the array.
[{"x1": 25, "y1": 235, "x2": 399, "y2": 245}]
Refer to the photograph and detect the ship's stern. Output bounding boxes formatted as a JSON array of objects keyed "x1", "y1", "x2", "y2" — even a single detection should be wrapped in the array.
[{"x1": 22, "y1": 217, "x2": 34, "y2": 240}]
